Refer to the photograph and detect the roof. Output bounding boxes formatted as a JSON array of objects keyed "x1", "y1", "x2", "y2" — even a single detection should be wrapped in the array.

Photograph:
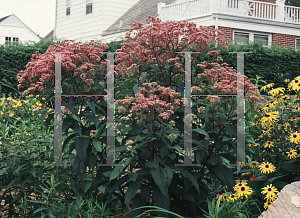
[
  {"x1": 0, "y1": 15, "x2": 11, "y2": 23},
  {"x1": 44, "y1": 29, "x2": 54, "y2": 40},
  {"x1": 103, "y1": 0, "x2": 176, "y2": 35}
]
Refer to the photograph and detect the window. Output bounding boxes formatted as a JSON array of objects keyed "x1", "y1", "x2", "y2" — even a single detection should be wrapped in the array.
[
  {"x1": 5, "y1": 37, "x2": 11, "y2": 45},
  {"x1": 254, "y1": 34, "x2": 268, "y2": 46},
  {"x1": 233, "y1": 30, "x2": 271, "y2": 47},
  {"x1": 86, "y1": 0, "x2": 93, "y2": 14},
  {"x1": 234, "y1": 31, "x2": 249, "y2": 44},
  {"x1": 66, "y1": 0, "x2": 71, "y2": 15},
  {"x1": 296, "y1": 38, "x2": 300, "y2": 50},
  {"x1": 5, "y1": 37, "x2": 19, "y2": 46}
]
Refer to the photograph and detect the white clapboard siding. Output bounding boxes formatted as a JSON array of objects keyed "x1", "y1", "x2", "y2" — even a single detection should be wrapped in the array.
[
  {"x1": 55, "y1": 0, "x2": 139, "y2": 42},
  {"x1": 0, "y1": 15, "x2": 40, "y2": 45}
]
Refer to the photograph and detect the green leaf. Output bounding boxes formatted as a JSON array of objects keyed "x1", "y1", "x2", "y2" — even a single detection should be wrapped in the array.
[
  {"x1": 124, "y1": 177, "x2": 143, "y2": 208},
  {"x1": 152, "y1": 184, "x2": 170, "y2": 212},
  {"x1": 93, "y1": 140, "x2": 103, "y2": 152},
  {"x1": 128, "y1": 172, "x2": 139, "y2": 182},
  {"x1": 192, "y1": 128, "x2": 209, "y2": 138},
  {"x1": 150, "y1": 64, "x2": 161, "y2": 72},
  {"x1": 150, "y1": 167, "x2": 169, "y2": 198},
  {"x1": 133, "y1": 85, "x2": 139, "y2": 95},
  {"x1": 212, "y1": 163, "x2": 235, "y2": 189},
  {"x1": 222, "y1": 136, "x2": 231, "y2": 142},
  {"x1": 62, "y1": 133, "x2": 77, "y2": 151},
  {"x1": 169, "y1": 165, "x2": 200, "y2": 194},
  {"x1": 75, "y1": 136, "x2": 90, "y2": 162},
  {"x1": 81, "y1": 177, "x2": 93, "y2": 193},
  {"x1": 110, "y1": 166, "x2": 121, "y2": 181}
]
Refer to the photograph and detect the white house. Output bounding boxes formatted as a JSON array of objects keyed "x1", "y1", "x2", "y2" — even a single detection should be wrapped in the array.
[
  {"x1": 54, "y1": 0, "x2": 300, "y2": 49},
  {"x1": 54, "y1": 0, "x2": 142, "y2": 43},
  {"x1": 0, "y1": 14, "x2": 41, "y2": 46}
]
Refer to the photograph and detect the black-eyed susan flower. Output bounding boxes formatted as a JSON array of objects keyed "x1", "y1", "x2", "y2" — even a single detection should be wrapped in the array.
[
  {"x1": 261, "y1": 111, "x2": 279, "y2": 124},
  {"x1": 260, "y1": 83, "x2": 274, "y2": 92},
  {"x1": 221, "y1": 185, "x2": 228, "y2": 190},
  {"x1": 264, "y1": 193, "x2": 278, "y2": 202},
  {"x1": 261, "y1": 184, "x2": 279, "y2": 197},
  {"x1": 264, "y1": 141, "x2": 275, "y2": 148},
  {"x1": 241, "y1": 172, "x2": 251, "y2": 176},
  {"x1": 250, "y1": 161, "x2": 259, "y2": 168},
  {"x1": 268, "y1": 87, "x2": 285, "y2": 97},
  {"x1": 289, "y1": 131, "x2": 300, "y2": 144},
  {"x1": 295, "y1": 104, "x2": 300, "y2": 112},
  {"x1": 235, "y1": 179, "x2": 248, "y2": 184},
  {"x1": 258, "y1": 162, "x2": 276, "y2": 174},
  {"x1": 248, "y1": 143, "x2": 259, "y2": 148},
  {"x1": 227, "y1": 193, "x2": 237, "y2": 202},
  {"x1": 286, "y1": 148, "x2": 297, "y2": 159},
  {"x1": 235, "y1": 185, "x2": 253, "y2": 199},
  {"x1": 264, "y1": 201, "x2": 273, "y2": 209}
]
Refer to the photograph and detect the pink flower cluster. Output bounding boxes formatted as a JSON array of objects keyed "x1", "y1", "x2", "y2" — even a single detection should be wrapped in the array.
[
  {"x1": 113, "y1": 15, "x2": 229, "y2": 84},
  {"x1": 17, "y1": 40, "x2": 108, "y2": 97},
  {"x1": 196, "y1": 62, "x2": 267, "y2": 109},
  {"x1": 115, "y1": 82, "x2": 186, "y2": 131}
]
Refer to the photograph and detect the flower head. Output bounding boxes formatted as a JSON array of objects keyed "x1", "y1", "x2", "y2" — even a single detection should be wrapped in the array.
[{"x1": 258, "y1": 162, "x2": 276, "y2": 174}]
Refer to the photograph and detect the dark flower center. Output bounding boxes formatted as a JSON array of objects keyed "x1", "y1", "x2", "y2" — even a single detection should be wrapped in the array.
[
  {"x1": 241, "y1": 187, "x2": 245, "y2": 191},
  {"x1": 265, "y1": 114, "x2": 270, "y2": 117},
  {"x1": 293, "y1": 135, "x2": 297, "y2": 138},
  {"x1": 268, "y1": 202, "x2": 271, "y2": 205},
  {"x1": 265, "y1": 165, "x2": 269, "y2": 168},
  {"x1": 268, "y1": 188, "x2": 271, "y2": 191},
  {"x1": 231, "y1": 195, "x2": 234, "y2": 198},
  {"x1": 295, "y1": 80, "x2": 299, "y2": 83}
]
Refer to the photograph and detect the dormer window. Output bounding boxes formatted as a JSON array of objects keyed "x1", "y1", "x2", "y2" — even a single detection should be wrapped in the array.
[
  {"x1": 66, "y1": 0, "x2": 71, "y2": 15},
  {"x1": 86, "y1": 0, "x2": 93, "y2": 14}
]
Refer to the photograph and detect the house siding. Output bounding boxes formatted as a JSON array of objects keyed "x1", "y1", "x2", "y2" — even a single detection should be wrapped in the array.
[
  {"x1": 0, "y1": 15, "x2": 40, "y2": 45},
  {"x1": 55, "y1": 0, "x2": 139, "y2": 42}
]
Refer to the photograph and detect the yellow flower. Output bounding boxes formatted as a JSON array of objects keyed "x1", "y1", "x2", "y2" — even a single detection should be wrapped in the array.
[
  {"x1": 17, "y1": 117, "x2": 21, "y2": 120},
  {"x1": 248, "y1": 143, "x2": 259, "y2": 148},
  {"x1": 286, "y1": 148, "x2": 297, "y2": 159},
  {"x1": 9, "y1": 113, "x2": 14, "y2": 117},
  {"x1": 264, "y1": 201, "x2": 273, "y2": 209},
  {"x1": 21, "y1": 141, "x2": 25, "y2": 143},
  {"x1": 15, "y1": 133, "x2": 21, "y2": 136},
  {"x1": 268, "y1": 87, "x2": 285, "y2": 97},
  {"x1": 241, "y1": 172, "x2": 251, "y2": 176},
  {"x1": 260, "y1": 83, "x2": 274, "y2": 92},
  {"x1": 227, "y1": 193, "x2": 237, "y2": 202},
  {"x1": 289, "y1": 131, "x2": 300, "y2": 144},
  {"x1": 250, "y1": 161, "x2": 260, "y2": 168},
  {"x1": 264, "y1": 141, "x2": 275, "y2": 148},
  {"x1": 264, "y1": 193, "x2": 278, "y2": 202},
  {"x1": 258, "y1": 162, "x2": 276, "y2": 174},
  {"x1": 235, "y1": 184, "x2": 253, "y2": 199},
  {"x1": 261, "y1": 184, "x2": 279, "y2": 197},
  {"x1": 7, "y1": 97, "x2": 13, "y2": 100}
]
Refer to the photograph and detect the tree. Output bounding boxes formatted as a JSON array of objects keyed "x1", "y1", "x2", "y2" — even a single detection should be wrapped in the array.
[{"x1": 285, "y1": 0, "x2": 300, "y2": 7}]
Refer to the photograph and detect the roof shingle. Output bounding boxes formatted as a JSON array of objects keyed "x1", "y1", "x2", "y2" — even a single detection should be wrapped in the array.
[
  {"x1": 103, "y1": 0, "x2": 176, "y2": 35},
  {"x1": 0, "y1": 15, "x2": 11, "y2": 23}
]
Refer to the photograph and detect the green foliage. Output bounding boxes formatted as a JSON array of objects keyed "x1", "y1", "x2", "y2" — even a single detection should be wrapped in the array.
[
  {"x1": 0, "y1": 39, "x2": 61, "y2": 98},
  {"x1": 217, "y1": 40, "x2": 300, "y2": 95}
]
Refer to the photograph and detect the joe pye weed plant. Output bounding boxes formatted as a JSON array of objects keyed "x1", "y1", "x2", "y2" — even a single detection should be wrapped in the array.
[{"x1": 0, "y1": 15, "x2": 277, "y2": 217}]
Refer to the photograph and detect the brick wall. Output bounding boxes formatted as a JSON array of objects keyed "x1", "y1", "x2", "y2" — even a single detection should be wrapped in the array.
[
  {"x1": 272, "y1": 33, "x2": 296, "y2": 49},
  {"x1": 210, "y1": 26, "x2": 296, "y2": 49},
  {"x1": 210, "y1": 26, "x2": 233, "y2": 43}
]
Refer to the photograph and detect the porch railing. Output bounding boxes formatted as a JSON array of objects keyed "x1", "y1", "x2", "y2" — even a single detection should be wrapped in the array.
[{"x1": 158, "y1": 0, "x2": 300, "y2": 24}]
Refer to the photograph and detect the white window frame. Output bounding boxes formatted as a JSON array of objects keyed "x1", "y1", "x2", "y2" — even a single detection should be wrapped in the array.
[
  {"x1": 296, "y1": 38, "x2": 300, "y2": 50},
  {"x1": 66, "y1": 0, "x2": 71, "y2": 16},
  {"x1": 233, "y1": 30, "x2": 271, "y2": 47},
  {"x1": 86, "y1": 0, "x2": 93, "y2": 14}
]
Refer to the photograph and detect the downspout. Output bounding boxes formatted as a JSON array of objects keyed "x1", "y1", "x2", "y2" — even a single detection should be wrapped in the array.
[
  {"x1": 215, "y1": 15, "x2": 219, "y2": 47},
  {"x1": 54, "y1": 0, "x2": 58, "y2": 40}
]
